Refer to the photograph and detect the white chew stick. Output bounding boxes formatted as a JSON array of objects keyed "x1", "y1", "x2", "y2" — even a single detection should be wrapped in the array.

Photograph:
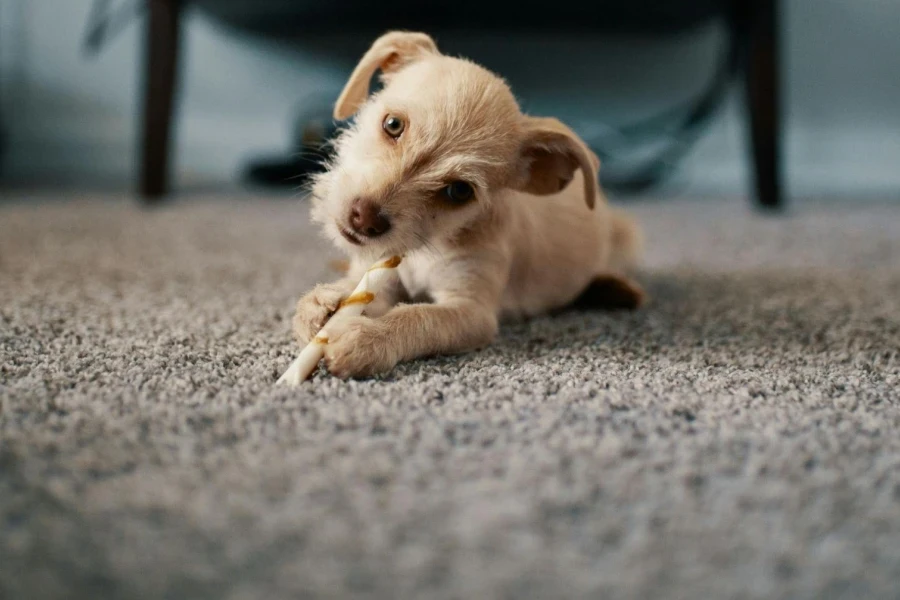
[{"x1": 276, "y1": 256, "x2": 403, "y2": 386}]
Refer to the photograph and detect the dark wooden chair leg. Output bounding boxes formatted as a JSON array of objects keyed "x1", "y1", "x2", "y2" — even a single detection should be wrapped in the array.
[
  {"x1": 743, "y1": 0, "x2": 783, "y2": 210},
  {"x1": 140, "y1": 0, "x2": 181, "y2": 201}
]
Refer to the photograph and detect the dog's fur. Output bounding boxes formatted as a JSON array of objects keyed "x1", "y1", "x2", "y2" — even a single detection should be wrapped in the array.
[{"x1": 294, "y1": 31, "x2": 644, "y2": 378}]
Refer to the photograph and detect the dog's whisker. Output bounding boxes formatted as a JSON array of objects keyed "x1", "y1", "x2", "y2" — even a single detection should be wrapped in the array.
[{"x1": 410, "y1": 231, "x2": 443, "y2": 261}]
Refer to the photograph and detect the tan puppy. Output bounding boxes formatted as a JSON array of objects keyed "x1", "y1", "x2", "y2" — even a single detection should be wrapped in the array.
[{"x1": 294, "y1": 31, "x2": 644, "y2": 378}]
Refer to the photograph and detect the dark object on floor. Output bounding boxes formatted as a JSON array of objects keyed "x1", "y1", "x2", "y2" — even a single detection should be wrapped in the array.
[
  {"x1": 572, "y1": 275, "x2": 647, "y2": 311},
  {"x1": 244, "y1": 108, "x2": 336, "y2": 188},
  {"x1": 244, "y1": 153, "x2": 326, "y2": 189},
  {"x1": 113, "y1": 0, "x2": 783, "y2": 208}
]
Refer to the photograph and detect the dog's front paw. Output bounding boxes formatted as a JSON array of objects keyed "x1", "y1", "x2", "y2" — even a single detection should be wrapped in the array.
[
  {"x1": 292, "y1": 283, "x2": 346, "y2": 343},
  {"x1": 323, "y1": 316, "x2": 396, "y2": 379}
]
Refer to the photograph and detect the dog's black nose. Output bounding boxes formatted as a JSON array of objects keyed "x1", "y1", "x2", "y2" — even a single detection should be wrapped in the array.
[{"x1": 350, "y1": 198, "x2": 391, "y2": 237}]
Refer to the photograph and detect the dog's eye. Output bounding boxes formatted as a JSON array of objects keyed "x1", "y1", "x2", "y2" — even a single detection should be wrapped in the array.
[
  {"x1": 443, "y1": 181, "x2": 475, "y2": 204},
  {"x1": 382, "y1": 115, "x2": 405, "y2": 138}
]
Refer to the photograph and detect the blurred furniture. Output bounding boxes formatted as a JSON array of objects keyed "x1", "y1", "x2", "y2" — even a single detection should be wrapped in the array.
[{"x1": 141, "y1": 0, "x2": 783, "y2": 209}]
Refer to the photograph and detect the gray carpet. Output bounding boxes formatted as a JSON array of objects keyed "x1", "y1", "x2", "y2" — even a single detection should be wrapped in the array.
[{"x1": 1, "y1": 192, "x2": 899, "y2": 600}]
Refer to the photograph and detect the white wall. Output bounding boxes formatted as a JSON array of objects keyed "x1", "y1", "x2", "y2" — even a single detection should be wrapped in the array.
[
  {"x1": 0, "y1": 0, "x2": 348, "y2": 186},
  {"x1": 1, "y1": 0, "x2": 899, "y2": 199}
]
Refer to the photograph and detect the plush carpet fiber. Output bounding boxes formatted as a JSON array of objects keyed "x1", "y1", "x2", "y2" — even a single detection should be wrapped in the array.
[{"x1": 1, "y1": 192, "x2": 898, "y2": 599}]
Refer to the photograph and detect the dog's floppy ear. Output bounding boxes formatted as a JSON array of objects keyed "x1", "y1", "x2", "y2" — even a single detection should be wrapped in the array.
[
  {"x1": 513, "y1": 116, "x2": 600, "y2": 209},
  {"x1": 334, "y1": 31, "x2": 439, "y2": 120}
]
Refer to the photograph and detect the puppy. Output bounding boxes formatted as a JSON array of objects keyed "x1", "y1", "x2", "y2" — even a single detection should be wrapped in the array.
[{"x1": 294, "y1": 31, "x2": 644, "y2": 378}]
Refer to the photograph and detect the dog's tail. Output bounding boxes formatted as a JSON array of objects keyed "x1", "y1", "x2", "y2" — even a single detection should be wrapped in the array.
[{"x1": 609, "y1": 209, "x2": 643, "y2": 271}]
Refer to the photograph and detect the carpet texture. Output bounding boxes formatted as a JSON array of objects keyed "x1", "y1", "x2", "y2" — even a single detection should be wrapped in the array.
[{"x1": 1, "y1": 193, "x2": 899, "y2": 599}]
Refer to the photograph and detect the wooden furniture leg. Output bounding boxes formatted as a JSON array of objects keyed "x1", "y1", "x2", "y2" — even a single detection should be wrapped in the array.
[
  {"x1": 743, "y1": 0, "x2": 783, "y2": 210},
  {"x1": 140, "y1": 0, "x2": 181, "y2": 200}
]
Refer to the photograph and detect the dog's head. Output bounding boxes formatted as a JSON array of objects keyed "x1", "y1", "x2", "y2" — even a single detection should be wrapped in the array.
[{"x1": 309, "y1": 31, "x2": 599, "y2": 258}]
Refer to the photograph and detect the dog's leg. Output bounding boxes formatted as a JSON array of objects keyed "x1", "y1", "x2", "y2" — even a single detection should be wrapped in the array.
[
  {"x1": 292, "y1": 274, "x2": 405, "y2": 343},
  {"x1": 322, "y1": 301, "x2": 498, "y2": 378},
  {"x1": 572, "y1": 274, "x2": 646, "y2": 311},
  {"x1": 292, "y1": 279, "x2": 356, "y2": 343}
]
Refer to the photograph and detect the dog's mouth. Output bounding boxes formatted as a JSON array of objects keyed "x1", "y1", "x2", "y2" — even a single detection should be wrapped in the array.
[{"x1": 339, "y1": 226, "x2": 365, "y2": 246}]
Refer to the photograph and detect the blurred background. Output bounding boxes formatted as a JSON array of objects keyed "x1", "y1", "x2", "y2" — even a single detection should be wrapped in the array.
[{"x1": 0, "y1": 0, "x2": 898, "y2": 204}]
